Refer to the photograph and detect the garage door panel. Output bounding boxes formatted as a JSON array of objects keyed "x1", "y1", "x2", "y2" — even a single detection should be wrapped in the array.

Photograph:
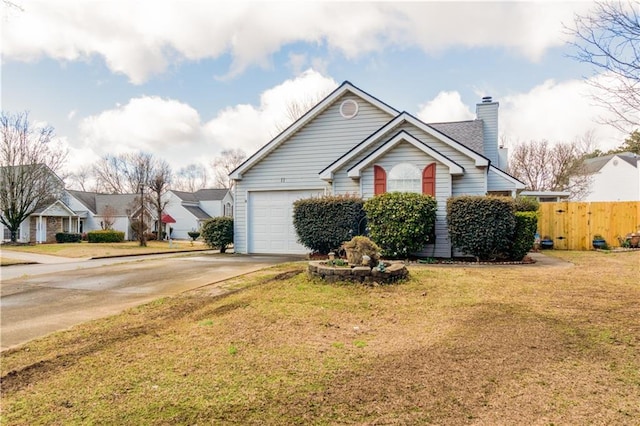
[{"x1": 248, "y1": 190, "x2": 323, "y2": 254}]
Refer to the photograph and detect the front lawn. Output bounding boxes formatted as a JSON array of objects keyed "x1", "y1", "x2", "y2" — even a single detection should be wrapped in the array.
[
  {"x1": 0, "y1": 240, "x2": 208, "y2": 258},
  {"x1": 2, "y1": 251, "x2": 639, "y2": 424}
]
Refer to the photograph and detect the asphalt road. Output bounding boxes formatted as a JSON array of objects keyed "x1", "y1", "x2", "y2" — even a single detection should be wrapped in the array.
[{"x1": 0, "y1": 253, "x2": 300, "y2": 351}]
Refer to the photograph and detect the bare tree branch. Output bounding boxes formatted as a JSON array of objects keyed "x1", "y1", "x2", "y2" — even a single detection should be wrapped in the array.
[
  {"x1": 173, "y1": 163, "x2": 209, "y2": 192},
  {"x1": 567, "y1": 1, "x2": 640, "y2": 131},
  {"x1": 0, "y1": 111, "x2": 67, "y2": 241},
  {"x1": 212, "y1": 149, "x2": 246, "y2": 189},
  {"x1": 508, "y1": 133, "x2": 595, "y2": 199}
]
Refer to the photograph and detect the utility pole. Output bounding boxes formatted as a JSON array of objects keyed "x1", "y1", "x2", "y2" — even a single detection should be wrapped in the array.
[{"x1": 139, "y1": 184, "x2": 147, "y2": 247}]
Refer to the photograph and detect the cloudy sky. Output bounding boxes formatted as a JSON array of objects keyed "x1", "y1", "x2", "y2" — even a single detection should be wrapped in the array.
[{"x1": 1, "y1": 1, "x2": 630, "y2": 174}]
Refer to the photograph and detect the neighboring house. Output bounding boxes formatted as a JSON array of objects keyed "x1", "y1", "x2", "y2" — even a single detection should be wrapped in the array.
[
  {"x1": 67, "y1": 190, "x2": 151, "y2": 241},
  {"x1": 580, "y1": 152, "x2": 640, "y2": 202},
  {"x1": 519, "y1": 190, "x2": 570, "y2": 203},
  {"x1": 0, "y1": 164, "x2": 70, "y2": 243},
  {"x1": 7, "y1": 197, "x2": 81, "y2": 244},
  {"x1": 230, "y1": 81, "x2": 524, "y2": 256},
  {"x1": 164, "y1": 189, "x2": 233, "y2": 240}
]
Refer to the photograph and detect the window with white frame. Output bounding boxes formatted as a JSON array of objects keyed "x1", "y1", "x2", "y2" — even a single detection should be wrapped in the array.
[{"x1": 387, "y1": 163, "x2": 421, "y2": 193}]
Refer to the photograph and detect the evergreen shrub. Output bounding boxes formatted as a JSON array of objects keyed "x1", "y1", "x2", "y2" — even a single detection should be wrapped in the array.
[
  {"x1": 87, "y1": 230, "x2": 125, "y2": 243},
  {"x1": 201, "y1": 217, "x2": 234, "y2": 253},
  {"x1": 364, "y1": 192, "x2": 438, "y2": 258},
  {"x1": 55, "y1": 232, "x2": 82, "y2": 243},
  {"x1": 447, "y1": 196, "x2": 516, "y2": 261},
  {"x1": 293, "y1": 194, "x2": 365, "y2": 254},
  {"x1": 509, "y1": 211, "x2": 538, "y2": 260}
]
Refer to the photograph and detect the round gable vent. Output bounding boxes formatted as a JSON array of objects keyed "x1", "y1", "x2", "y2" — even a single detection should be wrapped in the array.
[{"x1": 339, "y1": 99, "x2": 359, "y2": 119}]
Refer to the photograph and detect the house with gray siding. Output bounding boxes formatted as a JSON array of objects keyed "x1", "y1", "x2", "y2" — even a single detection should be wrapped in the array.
[{"x1": 230, "y1": 81, "x2": 524, "y2": 256}]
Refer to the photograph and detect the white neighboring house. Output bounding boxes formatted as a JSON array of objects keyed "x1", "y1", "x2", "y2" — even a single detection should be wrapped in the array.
[
  {"x1": 581, "y1": 152, "x2": 640, "y2": 201},
  {"x1": 164, "y1": 189, "x2": 233, "y2": 240},
  {"x1": 230, "y1": 81, "x2": 525, "y2": 256}
]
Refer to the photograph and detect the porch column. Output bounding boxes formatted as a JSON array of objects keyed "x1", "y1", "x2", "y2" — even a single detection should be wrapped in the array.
[{"x1": 38, "y1": 215, "x2": 43, "y2": 243}]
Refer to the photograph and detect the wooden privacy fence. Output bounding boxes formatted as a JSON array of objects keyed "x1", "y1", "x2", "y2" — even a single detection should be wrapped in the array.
[{"x1": 537, "y1": 201, "x2": 640, "y2": 250}]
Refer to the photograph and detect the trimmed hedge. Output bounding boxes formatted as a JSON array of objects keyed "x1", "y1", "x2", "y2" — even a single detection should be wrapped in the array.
[
  {"x1": 55, "y1": 232, "x2": 82, "y2": 243},
  {"x1": 514, "y1": 196, "x2": 540, "y2": 212},
  {"x1": 509, "y1": 211, "x2": 538, "y2": 261},
  {"x1": 201, "y1": 217, "x2": 234, "y2": 253},
  {"x1": 293, "y1": 194, "x2": 365, "y2": 254},
  {"x1": 364, "y1": 192, "x2": 438, "y2": 258},
  {"x1": 87, "y1": 230, "x2": 125, "y2": 243},
  {"x1": 447, "y1": 196, "x2": 516, "y2": 261}
]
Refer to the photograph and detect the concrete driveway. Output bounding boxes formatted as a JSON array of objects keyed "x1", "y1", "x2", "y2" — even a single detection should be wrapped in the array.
[{"x1": 1, "y1": 253, "x2": 301, "y2": 351}]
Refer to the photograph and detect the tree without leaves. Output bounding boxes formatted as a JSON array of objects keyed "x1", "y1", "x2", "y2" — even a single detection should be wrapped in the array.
[
  {"x1": 568, "y1": 1, "x2": 640, "y2": 131},
  {"x1": 273, "y1": 90, "x2": 332, "y2": 134},
  {"x1": 212, "y1": 149, "x2": 246, "y2": 189},
  {"x1": 173, "y1": 163, "x2": 208, "y2": 192},
  {"x1": 67, "y1": 165, "x2": 96, "y2": 192},
  {"x1": 508, "y1": 133, "x2": 596, "y2": 200},
  {"x1": 100, "y1": 205, "x2": 117, "y2": 230},
  {"x1": 0, "y1": 111, "x2": 67, "y2": 241},
  {"x1": 147, "y1": 159, "x2": 172, "y2": 240}
]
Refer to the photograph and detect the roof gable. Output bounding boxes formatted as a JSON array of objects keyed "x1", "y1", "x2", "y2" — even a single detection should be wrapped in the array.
[
  {"x1": 347, "y1": 130, "x2": 464, "y2": 178},
  {"x1": 67, "y1": 190, "x2": 98, "y2": 214},
  {"x1": 320, "y1": 112, "x2": 489, "y2": 181},
  {"x1": 488, "y1": 166, "x2": 526, "y2": 189},
  {"x1": 230, "y1": 81, "x2": 398, "y2": 180},
  {"x1": 584, "y1": 152, "x2": 638, "y2": 173},
  {"x1": 33, "y1": 199, "x2": 77, "y2": 216}
]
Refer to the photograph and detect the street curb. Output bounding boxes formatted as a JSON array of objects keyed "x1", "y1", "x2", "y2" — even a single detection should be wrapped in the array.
[{"x1": 90, "y1": 248, "x2": 217, "y2": 260}]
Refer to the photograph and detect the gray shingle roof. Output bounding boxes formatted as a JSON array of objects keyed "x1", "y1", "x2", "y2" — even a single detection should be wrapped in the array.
[
  {"x1": 584, "y1": 152, "x2": 639, "y2": 174},
  {"x1": 183, "y1": 205, "x2": 212, "y2": 220},
  {"x1": 428, "y1": 120, "x2": 485, "y2": 154},
  {"x1": 172, "y1": 188, "x2": 229, "y2": 202},
  {"x1": 194, "y1": 188, "x2": 229, "y2": 201},
  {"x1": 95, "y1": 193, "x2": 139, "y2": 216},
  {"x1": 67, "y1": 190, "x2": 98, "y2": 214}
]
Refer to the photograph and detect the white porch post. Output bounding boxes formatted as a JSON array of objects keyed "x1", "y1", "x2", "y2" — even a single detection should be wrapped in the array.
[{"x1": 38, "y1": 215, "x2": 43, "y2": 243}]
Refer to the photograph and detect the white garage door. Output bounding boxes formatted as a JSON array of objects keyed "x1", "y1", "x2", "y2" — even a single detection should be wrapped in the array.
[{"x1": 248, "y1": 190, "x2": 323, "y2": 254}]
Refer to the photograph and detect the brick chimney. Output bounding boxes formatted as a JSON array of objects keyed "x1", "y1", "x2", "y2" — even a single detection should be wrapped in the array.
[{"x1": 476, "y1": 96, "x2": 505, "y2": 169}]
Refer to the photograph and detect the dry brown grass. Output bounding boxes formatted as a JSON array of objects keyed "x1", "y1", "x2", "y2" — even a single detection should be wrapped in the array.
[
  {"x1": 1, "y1": 251, "x2": 639, "y2": 425},
  {"x1": 0, "y1": 257, "x2": 33, "y2": 266},
  {"x1": 0, "y1": 240, "x2": 207, "y2": 258}
]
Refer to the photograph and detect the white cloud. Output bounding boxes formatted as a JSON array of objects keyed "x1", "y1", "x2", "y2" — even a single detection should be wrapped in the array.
[
  {"x1": 415, "y1": 76, "x2": 629, "y2": 152},
  {"x1": 77, "y1": 96, "x2": 203, "y2": 167},
  {"x1": 417, "y1": 91, "x2": 475, "y2": 123},
  {"x1": 203, "y1": 69, "x2": 337, "y2": 152},
  {"x1": 499, "y1": 78, "x2": 628, "y2": 150},
  {"x1": 69, "y1": 70, "x2": 336, "y2": 170},
  {"x1": 1, "y1": 1, "x2": 592, "y2": 83}
]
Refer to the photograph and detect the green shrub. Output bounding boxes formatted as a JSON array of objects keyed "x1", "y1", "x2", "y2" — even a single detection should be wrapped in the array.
[
  {"x1": 514, "y1": 196, "x2": 540, "y2": 212},
  {"x1": 364, "y1": 192, "x2": 438, "y2": 258},
  {"x1": 509, "y1": 211, "x2": 538, "y2": 260},
  {"x1": 201, "y1": 217, "x2": 234, "y2": 253},
  {"x1": 87, "y1": 230, "x2": 125, "y2": 243},
  {"x1": 187, "y1": 231, "x2": 200, "y2": 241},
  {"x1": 293, "y1": 194, "x2": 365, "y2": 254},
  {"x1": 55, "y1": 232, "x2": 82, "y2": 243},
  {"x1": 447, "y1": 196, "x2": 516, "y2": 261}
]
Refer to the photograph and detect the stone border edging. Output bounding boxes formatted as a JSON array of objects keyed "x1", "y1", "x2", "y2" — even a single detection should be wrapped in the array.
[{"x1": 308, "y1": 260, "x2": 408, "y2": 284}]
